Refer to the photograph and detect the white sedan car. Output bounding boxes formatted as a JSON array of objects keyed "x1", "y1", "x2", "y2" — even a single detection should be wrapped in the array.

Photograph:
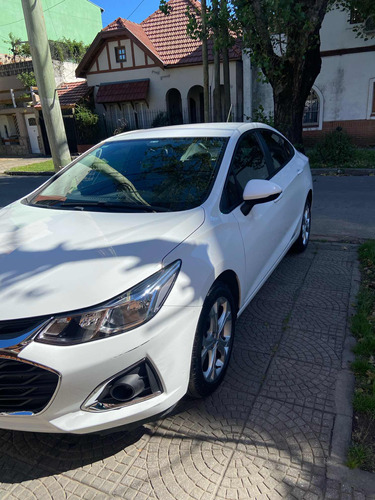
[{"x1": 0, "y1": 123, "x2": 312, "y2": 434}]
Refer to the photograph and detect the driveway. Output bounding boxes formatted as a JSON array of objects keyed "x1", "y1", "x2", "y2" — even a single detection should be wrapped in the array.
[{"x1": 0, "y1": 241, "x2": 372, "y2": 499}]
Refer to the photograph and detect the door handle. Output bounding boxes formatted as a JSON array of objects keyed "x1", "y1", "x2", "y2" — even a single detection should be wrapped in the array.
[{"x1": 297, "y1": 168, "x2": 303, "y2": 175}]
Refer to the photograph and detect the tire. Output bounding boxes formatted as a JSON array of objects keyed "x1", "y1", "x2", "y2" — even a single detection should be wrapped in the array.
[
  {"x1": 188, "y1": 282, "x2": 236, "y2": 398},
  {"x1": 291, "y1": 198, "x2": 311, "y2": 253}
]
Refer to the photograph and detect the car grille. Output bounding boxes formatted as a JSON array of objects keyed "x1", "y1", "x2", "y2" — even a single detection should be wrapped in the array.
[
  {"x1": 0, "y1": 316, "x2": 49, "y2": 338},
  {"x1": 0, "y1": 358, "x2": 59, "y2": 414}
]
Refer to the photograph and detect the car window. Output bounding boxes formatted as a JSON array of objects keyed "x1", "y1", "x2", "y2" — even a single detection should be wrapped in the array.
[
  {"x1": 28, "y1": 137, "x2": 228, "y2": 213},
  {"x1": 221, "y1": 132, "x2": 269, "y2": 212},
  {"x1": 258, "y1": 130, "x2": 294, "y2": 174}
]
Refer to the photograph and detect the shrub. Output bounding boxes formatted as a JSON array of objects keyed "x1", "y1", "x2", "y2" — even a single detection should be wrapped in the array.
[
  {"x1": 75, "y1": 105, "x2": 99, "y2": 144},
  {"x1": 316, "y1": 127, "x2": 355, "y2": 165},
  {"x1": 151, "y1": 112, "x2": 169, "y2": 128}
]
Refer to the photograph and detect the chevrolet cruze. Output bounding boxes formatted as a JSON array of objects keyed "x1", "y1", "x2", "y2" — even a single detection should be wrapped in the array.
[{"x1": 0, "y1": 123, "x2": 312, "y2": 434}]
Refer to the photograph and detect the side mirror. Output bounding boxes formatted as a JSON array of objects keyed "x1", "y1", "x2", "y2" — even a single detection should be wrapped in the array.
[{"x1": 241, "y1": 179, "x2": 282, "y2": 215}]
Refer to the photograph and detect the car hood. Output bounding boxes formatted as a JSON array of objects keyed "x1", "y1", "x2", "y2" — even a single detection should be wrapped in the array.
[{"x1": 0, "y1": 202, "x2": 205, "y2": 320}]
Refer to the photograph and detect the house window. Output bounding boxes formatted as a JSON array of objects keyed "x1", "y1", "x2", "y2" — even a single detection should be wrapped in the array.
[
  {"x1": 115, "y1": 46, "x2": 126, "y2": 63},
  {"x1": 303, "y1": 89, "x2": 319, "y2": 127}
]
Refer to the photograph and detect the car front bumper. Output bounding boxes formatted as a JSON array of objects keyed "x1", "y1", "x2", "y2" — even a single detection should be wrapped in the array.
[{"x1": 0, "y1": 305, "x2": 201, "y2": 434}]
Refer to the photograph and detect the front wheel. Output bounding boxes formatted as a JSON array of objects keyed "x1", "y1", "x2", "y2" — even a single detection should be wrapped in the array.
[
  {"x1": 188, "y1": 282, "x2": 236, "y2": 398},
  {"x1": 292, "y1": 198, "x2": 311, "y2": 253}
]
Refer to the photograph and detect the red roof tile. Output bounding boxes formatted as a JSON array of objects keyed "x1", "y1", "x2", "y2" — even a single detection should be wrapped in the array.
[
  {"x1": 96, "y1": 80, "x2": 149, "y2": 103},
  {"x1": 35, "y1": 81, "x2": 90, "y2": 109},
  {"x1": 101, "y1": 0, "x2": 241, "y2": 67}
]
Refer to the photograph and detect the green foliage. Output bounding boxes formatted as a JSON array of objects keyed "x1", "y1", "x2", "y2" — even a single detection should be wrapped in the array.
[
  {"x1": 347, "y1": 444, "x2": 372, "y2": 469},
  {"x1": 75, "y1": 105, "x2": 99, "y2": 143},
  {"x1": 353, "y1": 392, "x2": 375, "y2": 416},
  {"x1": 49, "y1": 38, "x2": 89, "y2": 63},
  {"x1": 4, "y1": 33, "x2": 88, "y2": 63},
  {"x1": 250, "y1": 104, "x2": 274, "y2": 127},
  {"x1": 331, "y1": 0, "x2": 375, "y2": 40},
  {"x1": 16, "y1": 71, "x2": 36, "y2": 88},
  {"x1": 315, "y1": 128, "x2": 355, "y2": 164},
  {"x1": 151, "y1": 112, "x2": 170, "y2": 128}
]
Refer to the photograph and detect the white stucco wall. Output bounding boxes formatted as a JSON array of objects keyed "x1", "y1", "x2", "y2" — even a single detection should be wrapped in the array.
[
  {"x1": 320, "y1": 8, "x2": 375, "y2": 51},
  {"x1": 87, "y1": 60, "x2": 240, "y2": 122},
  {"x1": 314, "y1": 51, "x2": 374, "y2": 122}
]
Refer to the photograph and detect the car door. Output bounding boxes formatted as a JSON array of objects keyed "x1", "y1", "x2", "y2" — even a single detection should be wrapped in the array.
[
  {"x1": 220, "y1": 130, "x2": 287, "y2": 304},
  {"x1": 256, "y1": 129, "x2": 307, "y2": 259}
]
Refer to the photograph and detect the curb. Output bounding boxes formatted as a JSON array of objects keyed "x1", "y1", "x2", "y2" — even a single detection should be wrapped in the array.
[
  {"x1": 327, "y1": 251, "x2": 375, "y2": 494},
  {"x1": 311, "y1": 168, "x2": 374, "y2": 176},
  {"x1": 4, "y1": 171, "x2": 53, "y2": 176}
]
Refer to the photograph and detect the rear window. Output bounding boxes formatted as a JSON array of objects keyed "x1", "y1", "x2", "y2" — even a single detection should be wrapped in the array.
[{"x1": 259, "y1": 130, "x2": 294, "y2": 174}]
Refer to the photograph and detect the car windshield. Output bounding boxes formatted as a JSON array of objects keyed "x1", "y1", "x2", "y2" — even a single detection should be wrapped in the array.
[{"x1": 28, "y1": 137, "x2": 228, "y2": 212}]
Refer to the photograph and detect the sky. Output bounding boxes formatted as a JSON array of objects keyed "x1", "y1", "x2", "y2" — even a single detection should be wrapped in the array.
[{"x1": 96, "y1": 0, "x2": 162, "y2": 26}]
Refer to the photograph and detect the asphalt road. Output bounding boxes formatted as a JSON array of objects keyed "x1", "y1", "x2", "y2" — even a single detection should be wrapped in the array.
[
  {"x1": 311, "y1": 175, "x2": 375, "y2": 241},
  {"x1": 0, "y1": 174, "x2": 374, "y2": 241}
]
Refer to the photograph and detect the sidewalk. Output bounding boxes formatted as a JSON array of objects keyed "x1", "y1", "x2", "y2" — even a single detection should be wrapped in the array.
[{"x1": 0, "y1": 241, "x2": 373, "y2": 499}]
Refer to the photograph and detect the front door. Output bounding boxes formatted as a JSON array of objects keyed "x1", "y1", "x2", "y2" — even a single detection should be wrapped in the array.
[{"x1": 24, "y1": 114, "x2": 40, "y2": 154}]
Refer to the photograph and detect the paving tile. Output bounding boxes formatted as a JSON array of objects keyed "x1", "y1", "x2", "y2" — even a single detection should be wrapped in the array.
[
  {"x1": 253, "y1": 281, "x2": 297, "y2": 303},
  {"x1": 278, "y1": 328, "x2": 342, "y2": 368},
  {"x1": 312, "y1": 248, "x2": 358, "y2": 263},
  {"x1": 151, "y1": 385, "x2": 256, "y2": 445},
  {"x1": 223, "y1": 346, "x2": 271, "y2": 395},
  {"x1": 260, "y1": 357, "x2": 337, "y2": 413},
  {"x1": 238, "y1": 397, "x2": 334, "y2": 474},
  {"x1": 294, "y1": 288, "x2": 350, "y2": 312},
  {"x1": 216, "y1": 453, "x2": 325, "y2": 499},
  {"x1": 123, "y1": 436, "x2": 233, "y2": 500},
  {"x1": 241, "y1": 298, "x2": 294, "y2": 328},
  {"x1": 308, "y1": 258, "x2": 354, "y2": 277},
  {"x1": 303, "y1": 272, "x2": 352, "y2": 293},
  {"x1": 235, "y1": 317, "x2": 282, "y2": 354},
  {"x1": 288, "y1": 305, "x2": 347, "y2": 336}
]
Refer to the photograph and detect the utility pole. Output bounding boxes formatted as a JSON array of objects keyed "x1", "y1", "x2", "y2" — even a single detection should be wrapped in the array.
[{"x1": 22, "y1": 0, "x2": 71, "y2": 172}]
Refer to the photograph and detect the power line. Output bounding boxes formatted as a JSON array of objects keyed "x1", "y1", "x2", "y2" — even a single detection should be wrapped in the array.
[{"x1": 127, "y1": 0, "x2": 146, "y2": 20}]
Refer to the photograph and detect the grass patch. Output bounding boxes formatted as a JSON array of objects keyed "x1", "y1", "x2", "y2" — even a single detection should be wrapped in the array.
[
  {"x1": 347, "y1": 444, "x2": 372, "y2": 469},
  {"x1": 7, "y1": 160, "x2": 54, "y2": 173},
  {"x1": 349, "y1": 239, "x2": 375, "y2": 471},
  {"x1": 307, "y1": 147, "x2": 375, "y2": 169}
]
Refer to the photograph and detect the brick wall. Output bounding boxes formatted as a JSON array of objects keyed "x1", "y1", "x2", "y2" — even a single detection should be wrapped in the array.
[{"x1": 303, "y1": 120, "x2": 375, "y2": 147}]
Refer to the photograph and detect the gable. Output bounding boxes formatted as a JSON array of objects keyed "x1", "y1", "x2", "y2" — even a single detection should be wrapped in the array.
[{"x1": 85, "y1": 35, "x2": 158, "y2": 75}]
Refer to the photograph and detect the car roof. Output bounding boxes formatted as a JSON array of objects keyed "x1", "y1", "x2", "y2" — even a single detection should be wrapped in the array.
[{"x1": 106, "y1": 122, "x2": 273, "y2": 141}]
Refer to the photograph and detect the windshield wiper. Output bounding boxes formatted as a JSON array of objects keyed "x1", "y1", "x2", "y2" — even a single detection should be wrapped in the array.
[{"x1": 55, "y1": 201, "x2": 171, "y2": 212}]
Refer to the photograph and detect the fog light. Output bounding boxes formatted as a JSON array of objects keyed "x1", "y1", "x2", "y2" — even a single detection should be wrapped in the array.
[{"x1": 82, "y1": 359, "x2": 163, "y2": 412}]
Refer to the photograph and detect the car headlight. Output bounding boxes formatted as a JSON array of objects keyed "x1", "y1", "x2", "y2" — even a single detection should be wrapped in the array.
[{"x1": 36, "y1": 260, "x2": 181, "y2": 345}]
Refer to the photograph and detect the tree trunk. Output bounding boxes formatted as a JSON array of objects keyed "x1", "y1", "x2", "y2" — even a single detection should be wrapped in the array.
[
  {"x1": 201, "y1": 0, "x2": 210, "y2": 122},
  {"x1": 272, "y1": 42, "x2": 322, "y2": 146},
  {"x1": 212, "y1": 0, "x2": 221, "y2": 122},
  {"x1": 220, "y1": 0, "x2": 231, "y2": 120}
]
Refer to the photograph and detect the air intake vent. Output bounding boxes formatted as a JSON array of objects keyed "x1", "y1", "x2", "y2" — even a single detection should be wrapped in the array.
[{"x1": 0, "y1": 359, "x2": 59, "y2": 414}]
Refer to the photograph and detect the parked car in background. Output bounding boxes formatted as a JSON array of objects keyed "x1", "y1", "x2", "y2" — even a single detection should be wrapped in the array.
[{"x1": 0, "y1": 123, "x2": 312, "y2": 434}]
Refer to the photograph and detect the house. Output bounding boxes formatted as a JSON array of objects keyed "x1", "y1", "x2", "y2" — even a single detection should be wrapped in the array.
[
  {"x1": 303, "y1": 8, "x2": 375, "y2": 146},
  {"x1": 0, "y1": 60, "x2": 89, "y2": 156},
  {"x1": 0, "y1": 0, "x2": 103, "y2": 55},
  {"x1": 244, "y1": 7, "x2": 375, "y2": 147},
  {"x1": 75, "y1": 0, "x2": 243, "y2": 134}
]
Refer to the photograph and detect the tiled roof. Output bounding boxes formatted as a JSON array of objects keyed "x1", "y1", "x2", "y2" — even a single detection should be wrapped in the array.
[
  {"x1": 102, "y1": 0, "x2": 241, "y2": 67},
  {"x1": 35, "y1": 81, "x2": 90, "y2": 109},
  {"x1": 96, "y1": 80, "x2": 149, "y2": 103},
  {"x1": 104, "y1": 18, "x2": 161, "y2": 63}
]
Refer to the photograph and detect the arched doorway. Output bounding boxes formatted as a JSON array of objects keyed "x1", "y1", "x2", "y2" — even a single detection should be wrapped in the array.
[
  {"x1": 166, "y1": 88, "x2": 183, "y2": 125},
  {"x1": 187, "y1": 85, "x2": 204, "y2": 123}
]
